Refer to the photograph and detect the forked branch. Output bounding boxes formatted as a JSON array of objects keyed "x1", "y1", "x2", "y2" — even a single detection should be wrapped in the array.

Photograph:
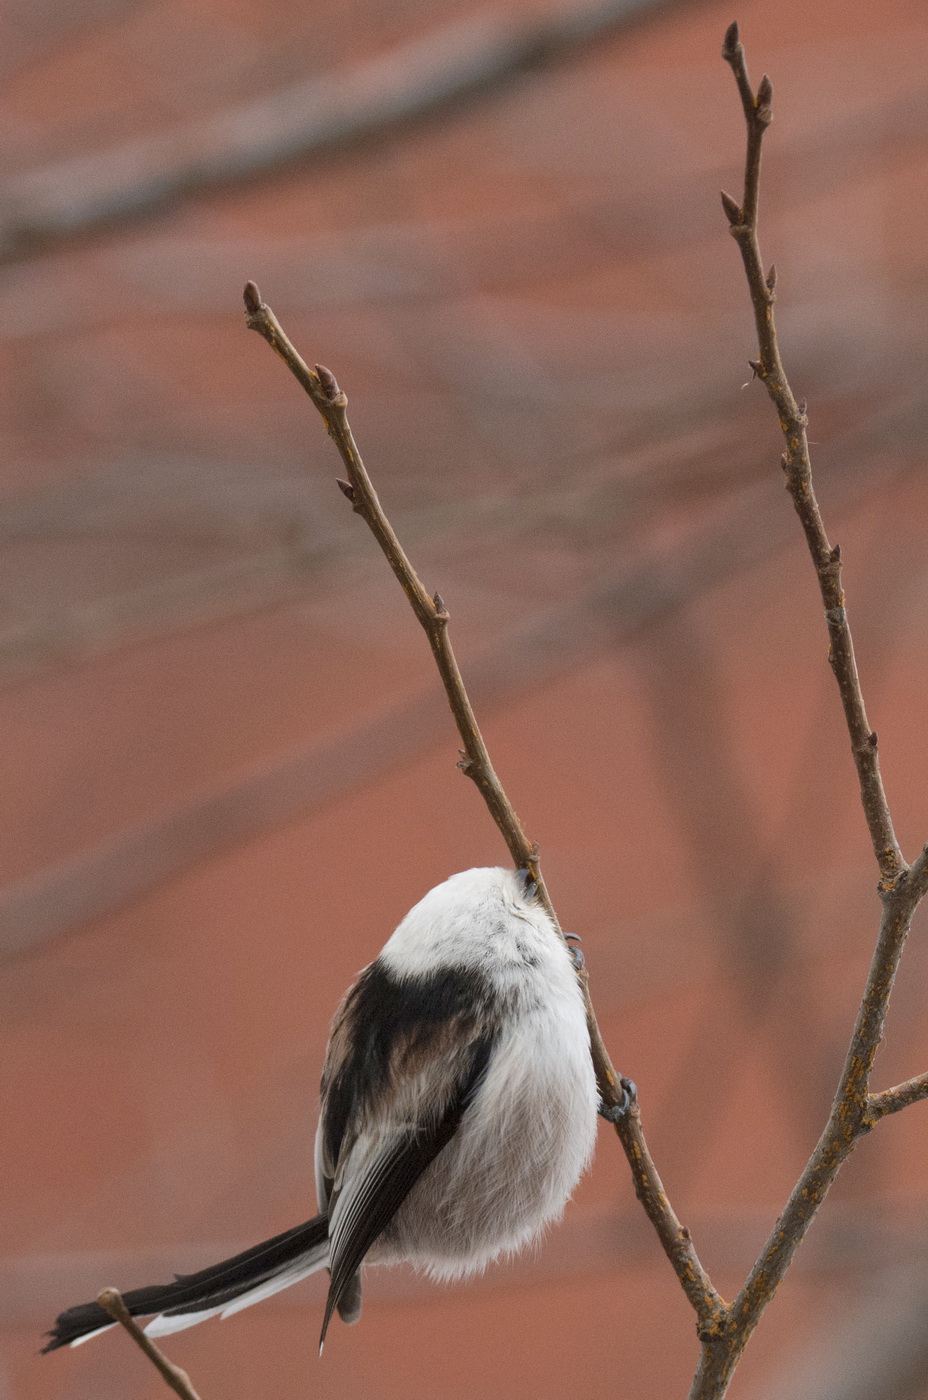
[
  {"x1": 243, "y1": 27, "x2": 928, "y2": 1393},
  {"x1": 243, "y1": 280, "x2": 726, "y2": 1333},
  {"x1": 682, "y1": 24, "x2": 928, "y2": 1400},
  {"x1": 867, "y1": 1069, "x2": 928, "y2": 1123}
]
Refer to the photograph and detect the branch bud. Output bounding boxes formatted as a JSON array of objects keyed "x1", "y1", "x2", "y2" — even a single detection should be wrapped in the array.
[
  {"x1": 765, "y1": 263, "x2": 778, "y2": 294},
  {"x1": 748, "y1": 358, "x2": 763, "y2": 378},
  {"x1": 433, "y1": 591, "x2": 449, "y2": 619},
  {"x1": 868, "y1": 731, "x2": 879, "y2": 748},
  {"x1": 756, "y1": 74, "x2": 773, "y2": 123},
  {"x1": 242, "y1": 280, "x2": 262, "y2": 315},
  {"x1": 830, "y1": 544, "x2": 841, "y2": 563},
  {"x1": 720, "y1": 190, "x2": 742, "y2": 226},
  {"x1": 722, "y1": 21, "x2": 740, "y2": 60},
  {"x1": 336, "y1": 478, "x2": 356, "y2": 503},
  {"x1": 314, "y1": 364, "x2": 343, "y2": 403}
]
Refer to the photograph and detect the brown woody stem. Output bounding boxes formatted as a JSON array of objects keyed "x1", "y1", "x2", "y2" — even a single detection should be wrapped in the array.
[
  {"x1": 867, "y1": 1065, "x2": 928, "y2": 1122},
  {"x1": 97, "y1": 1290, "x2": 203, "y2": 1400},
  {"x1": 685, "y1": 25, "x2": 928, "y2": 1400},
  {"x1": 243, "y1": 280, "x2": 723, "y2": 1332},
  {"x1": 720, "y1": 23, "x2": 903, "y2": 892}
]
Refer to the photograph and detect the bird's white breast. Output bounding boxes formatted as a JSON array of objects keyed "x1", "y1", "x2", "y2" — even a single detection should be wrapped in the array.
[{"x1": 372, "y1": 867, "x2": 599, "y2": 1276}]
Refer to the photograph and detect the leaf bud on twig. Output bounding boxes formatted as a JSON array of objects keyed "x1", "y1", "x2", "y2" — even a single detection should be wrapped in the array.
[
  {"x1": 720, "y1": 190, "x2": 742, "y2": 225},
  {"x1": 722, "y1": 20, "x2": 740, "y2": 59},
  {"x1": 314, "y1": 364, "x2": 342, "y2": 402},
  {"x1": 242, "y1": 281, "x2": 262, "y2": 315},
  {"x1": 756, "y1": 74, "x2": 773, "y2": 123}
]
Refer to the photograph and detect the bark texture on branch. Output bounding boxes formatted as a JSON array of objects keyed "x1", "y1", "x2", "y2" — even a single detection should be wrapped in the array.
[
  {"x1": 243, "y1": 277, "x2": 725, "y2": 1333},
  {"x1": 236, "y1": 26, "x2": 928, "y2": 1393},
  {"x1": 96, "y1": 1290, "x2": 203, "y2": 1400},
  {"x1": 685, "y1": 25, "x2": 928, "y2": 1399}
]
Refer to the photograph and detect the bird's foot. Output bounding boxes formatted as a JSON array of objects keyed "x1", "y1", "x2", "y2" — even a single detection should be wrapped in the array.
[
  {"x1": 563, "y1": 932, "x2": 584, "y2": 970},
  {"x1": 599, "y1": 1077, "x2": 637, "y2": 1122}
]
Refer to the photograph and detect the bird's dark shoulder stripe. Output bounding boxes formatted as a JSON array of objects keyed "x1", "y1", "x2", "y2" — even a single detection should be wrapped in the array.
[{"x1": 322, "y1": 960, "x2": 493, "y2": 1169}]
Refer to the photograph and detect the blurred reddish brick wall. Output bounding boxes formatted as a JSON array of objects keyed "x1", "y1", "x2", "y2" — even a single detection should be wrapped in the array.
[{"x1": 3, "y1": 2, "x2": 928, "y2": 1398}]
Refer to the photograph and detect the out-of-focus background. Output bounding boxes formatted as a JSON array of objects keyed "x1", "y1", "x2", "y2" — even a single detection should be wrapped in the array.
[{"x1": 3, "y1": 0, "x2": 928, "y2": 1396}]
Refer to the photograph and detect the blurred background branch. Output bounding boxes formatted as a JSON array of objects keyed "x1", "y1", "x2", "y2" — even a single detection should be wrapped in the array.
[{"x1": 0, "y1": 0, "x2": 676, "y2": 256}]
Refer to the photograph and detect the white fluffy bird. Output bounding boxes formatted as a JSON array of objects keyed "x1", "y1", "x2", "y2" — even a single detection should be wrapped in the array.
[{"x1": 45, "y1": 867, "x2": 601, "y2": 1353}]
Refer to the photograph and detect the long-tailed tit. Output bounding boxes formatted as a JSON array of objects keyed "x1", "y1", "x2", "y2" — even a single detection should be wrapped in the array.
[{"x1": 45, "y1": 866, "x2": 618, "y2": 1354}]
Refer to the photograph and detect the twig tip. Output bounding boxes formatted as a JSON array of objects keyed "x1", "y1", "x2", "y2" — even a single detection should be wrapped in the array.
[
  {"x1": 96, "y1": 1288, "x2": 126, "y2": 1320},
  {"x1": 243, "y1": 281, "x2": 262, "y2": 315},
  {"x1": 722, "y1": 20, "x2": 740, "y2": 57}
]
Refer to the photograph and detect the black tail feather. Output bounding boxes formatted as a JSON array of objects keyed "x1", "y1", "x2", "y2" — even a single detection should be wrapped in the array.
[{"x1": 42, "y1": 1214, "x2": 329, "y2": 1352}]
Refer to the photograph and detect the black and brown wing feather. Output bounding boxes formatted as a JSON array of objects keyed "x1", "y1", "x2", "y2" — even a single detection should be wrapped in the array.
[
  {"x1": 45, "y1": 961, "x2": 498, "y2": 1353},
  {"x1": 317, "y1": 959, "x2": 498, "y2": 1345}
]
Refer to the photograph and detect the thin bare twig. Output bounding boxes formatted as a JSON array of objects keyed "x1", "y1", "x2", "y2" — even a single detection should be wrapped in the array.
[
  {"x1": 243, "y1": 33, "x2": 928, "y2": 1375},
  {"x1": 867, "y1": 1069, "x2": 928, "y2": 1122},
  {"x1": 243, "y1": 279, "x2": 726, "y2": 1334},
  {"x1": 682, "y1": 25, "x2": 928, "y2": 1400},
  {"x1": 719, "y1": 23, "x2": 903, "y2": 893},
  {"x1": 96, "y1": 1289, "x2": 203, "y2": 1400}
]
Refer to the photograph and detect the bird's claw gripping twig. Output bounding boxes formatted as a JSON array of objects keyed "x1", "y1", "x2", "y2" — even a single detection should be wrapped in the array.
[{"x1": 599, "y1": 1077, "x2": 637, "y2": 1121}]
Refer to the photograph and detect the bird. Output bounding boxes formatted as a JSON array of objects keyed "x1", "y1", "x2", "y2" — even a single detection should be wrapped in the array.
[{"x1": 44, "y1": 866, "x2": 613, "y2": 1355}]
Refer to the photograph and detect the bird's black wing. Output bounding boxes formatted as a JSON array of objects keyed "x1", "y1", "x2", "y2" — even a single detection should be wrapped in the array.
[
  {"x1": 317, "y1": 958, "x2": 497, "y2": 1346},
  {"x1": 320, "y1": 1030, "x2": 492, "y2": 1347}
]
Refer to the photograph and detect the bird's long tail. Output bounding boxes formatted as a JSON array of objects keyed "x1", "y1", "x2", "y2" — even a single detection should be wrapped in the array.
[{"x1": 42, "y1": 1215, "x2": 330, "y2": 1351}]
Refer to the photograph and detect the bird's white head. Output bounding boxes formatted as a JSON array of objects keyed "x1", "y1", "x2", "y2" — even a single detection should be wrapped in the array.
[{"x1": 378, "y1": 867, "x2": 556, "y2": 978}]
